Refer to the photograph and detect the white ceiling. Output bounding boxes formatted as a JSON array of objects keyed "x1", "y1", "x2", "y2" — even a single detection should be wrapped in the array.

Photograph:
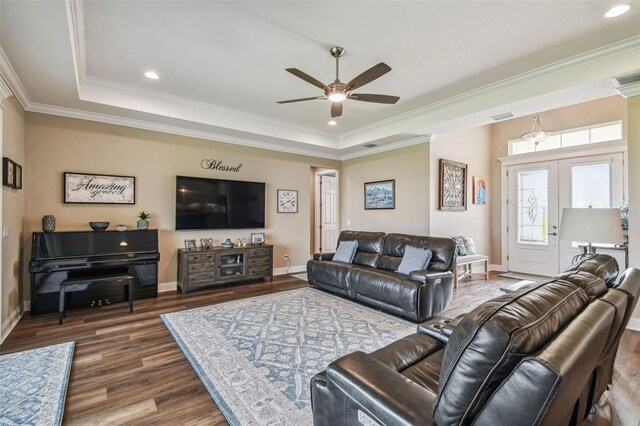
[{"x1": 1, "y1": 0, "x2": 639, "y2": 158}]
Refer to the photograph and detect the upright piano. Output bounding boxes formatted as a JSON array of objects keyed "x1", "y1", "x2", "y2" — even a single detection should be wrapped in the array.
[{"x1": 29, "y1": 230, "x2": 160, "y2": 315}]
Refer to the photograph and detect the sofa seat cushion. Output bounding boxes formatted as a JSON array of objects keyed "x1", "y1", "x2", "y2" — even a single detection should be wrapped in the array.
[
  {"x1": 370, "y1": 333, "x2": 444, "y2": 395},
  {"x1": 306, "y1": 260, "x2": 355, "y2": 293},
  {"x1": 350, "y1": 268, "x2": 421, "y2": 314},
  {"x1": 433, "y1": 279, "x2": 590, "y2": 426}
]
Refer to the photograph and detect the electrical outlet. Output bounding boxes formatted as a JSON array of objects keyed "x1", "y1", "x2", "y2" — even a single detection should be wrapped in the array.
[{"x1": 284, "y1": 254, "x2": 289, "y2": 261}]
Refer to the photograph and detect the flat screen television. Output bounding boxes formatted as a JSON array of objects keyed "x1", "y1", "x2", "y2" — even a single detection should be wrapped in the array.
[{"x1": 176, "y1": 176, "x2": 265, "y2": 230}]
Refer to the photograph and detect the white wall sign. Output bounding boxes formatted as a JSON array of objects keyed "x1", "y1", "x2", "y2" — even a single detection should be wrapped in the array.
[{"x1": 64, "y1": 172, "x2": 136, "y2": 204}]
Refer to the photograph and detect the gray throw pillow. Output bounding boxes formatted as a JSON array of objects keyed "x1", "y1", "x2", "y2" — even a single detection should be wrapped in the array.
[
  {"x1": 332, "y1": 240, "x2": 358, "y2": 264},
  {"x1": 462, "y1": 236, "x2": 476, "y2": 255},
  {"x1": 452, "y1": 236, "x2": 467, "y2": 256},
  {"x1": 397, "y1": 245, "x2": 433, "y2": 275}
]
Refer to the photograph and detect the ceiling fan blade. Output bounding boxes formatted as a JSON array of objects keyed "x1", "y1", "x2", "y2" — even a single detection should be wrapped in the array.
[
  {"x1": 346, "y1": 63, "x2": 392, "y2": 91},
  {"x1": 331, "y1": 102, "x2": 343, "y2": 118},
  {"x1": 286, "y1": 68, "x2": 328, "y2": 90},
  {"x1": 348, "y1": 93, "x2": 400, "y2": 104},
  {"x1": 277, "y1": 96, "x2": 325, "y2": 104}
]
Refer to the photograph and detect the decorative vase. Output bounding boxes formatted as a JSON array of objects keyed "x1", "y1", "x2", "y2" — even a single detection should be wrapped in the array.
[
  {"x1": 137, "y1": 219, "x2": 149, "y2": 230},
  {"x1": 221, "y1": 238, "x2": 234, "y2": 248},
  {"x1": 42, "y1": 215, "x2": 56, "y2": 232}
]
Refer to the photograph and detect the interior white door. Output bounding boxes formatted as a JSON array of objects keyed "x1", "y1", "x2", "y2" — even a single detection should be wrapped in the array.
[
  {"x1": 320, "y1": 175, "x2": 338, "y2": 252},
  {"x1": 557, "y1": 153, "x2": 624, "y2": 270},
  {"x1": 508, "y1": 161, "x2": 559, "y2": 276}
]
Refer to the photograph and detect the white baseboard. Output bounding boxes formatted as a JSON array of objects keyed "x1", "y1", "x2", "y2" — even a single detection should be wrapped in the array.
[
  {"x1": 627, "y1": 317, "x2": 640, "y2": 331},
  {"x1": 1, "y1": 306, "x2": 24, "y2": 344},
  {"x1": 274, "y1": 265, "x2": 306, "y2": 276},
  {"x1": 159, "y1": 281, "x2": 178, "y2": 293},
  {"x1": 489, "y1": 264, "x2": 506, "y2": 272}
]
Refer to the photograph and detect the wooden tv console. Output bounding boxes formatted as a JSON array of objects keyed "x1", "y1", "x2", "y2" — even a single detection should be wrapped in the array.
[{"x1": 177, "y1": 244, "x2": 273, "y2": 294}]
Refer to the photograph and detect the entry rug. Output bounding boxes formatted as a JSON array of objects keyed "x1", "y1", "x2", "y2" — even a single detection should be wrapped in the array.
[
  {"x1": 0, "y1": 341, "x2": 74, "y2": 426},
  {"x1": 162, "y1": 288, "x2": 415, "y2": 425}
]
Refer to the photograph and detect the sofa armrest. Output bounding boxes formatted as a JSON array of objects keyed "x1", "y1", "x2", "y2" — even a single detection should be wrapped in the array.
[
  {"x1": 313, "y1": 252, "x2": 335, "y2": 261},
  {"x1": 417, "y1": 313, "x2": 465, "y2": 343},
  {"x1": 326, "y1": 351, "x2": 436, "y2": 426},
  {"x1": 409, "y1": 270, "x2": 453, "y2": 284}
]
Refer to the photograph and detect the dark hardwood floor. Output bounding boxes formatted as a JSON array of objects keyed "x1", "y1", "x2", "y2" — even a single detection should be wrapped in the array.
[{"x1": 1, "y1": 273, "x2": 638, "y2": 425}]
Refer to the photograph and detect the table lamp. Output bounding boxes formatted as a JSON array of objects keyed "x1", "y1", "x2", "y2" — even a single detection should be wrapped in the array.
[{"x1": 559, "y1": 208, "x2": 624, "y2": 258}]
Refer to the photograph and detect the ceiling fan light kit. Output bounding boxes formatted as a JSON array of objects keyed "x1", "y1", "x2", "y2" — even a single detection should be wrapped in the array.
[{"x1": 278, "y1": 46, "x2": 400, "y2": 118}]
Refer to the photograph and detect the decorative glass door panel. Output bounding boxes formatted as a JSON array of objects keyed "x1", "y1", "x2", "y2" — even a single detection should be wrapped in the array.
[
  {"x1": 571, "y1": 163, "x2": 611, "y2": 208},
  {"x1": 517, "y1": 169, "x2": 549, "y2": 245}
]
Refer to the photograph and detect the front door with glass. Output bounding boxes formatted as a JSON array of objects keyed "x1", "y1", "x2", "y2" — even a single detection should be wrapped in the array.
[{"x1": 508, "y1": 162, "x2": 559, "y2": 276}]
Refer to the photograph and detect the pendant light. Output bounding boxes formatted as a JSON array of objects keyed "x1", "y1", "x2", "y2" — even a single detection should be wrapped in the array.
[{"x1": 522, "y1": 115, "x2": 550, "y2": 144}]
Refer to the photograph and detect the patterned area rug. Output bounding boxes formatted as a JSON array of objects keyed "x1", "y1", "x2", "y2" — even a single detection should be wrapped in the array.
[
  {"x1": 0, "y1": 341, "x2": 74, "y2": 426},
  {"x1": 162, "y1": 288, "x2": 415, "y2": 425}
]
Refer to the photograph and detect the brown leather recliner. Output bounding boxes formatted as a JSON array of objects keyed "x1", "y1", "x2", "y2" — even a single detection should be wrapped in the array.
[{"x1": 310, "y1": 254, "x2": 640, "y2": 426}]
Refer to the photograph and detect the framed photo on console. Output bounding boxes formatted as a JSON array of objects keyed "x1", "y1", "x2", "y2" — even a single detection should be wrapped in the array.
[
  {"x1": 184, "y1": 239, "x2": 197, "y2": 250},
  {"x1": 251, "y1": 232, "x2": 265, "y2": 245},
  {"x1": 64, "y1": 172, "x2": 136, "y2": 204},
  {"x1": 200, "y1": 238, "x2": 213, "y2": 250}
]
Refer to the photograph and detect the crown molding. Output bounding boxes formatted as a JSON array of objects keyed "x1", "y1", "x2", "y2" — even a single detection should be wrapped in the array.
[
  {"x1": 339, "y1": 35, "x2": 640, "y2": 147},
  {"x1": 0, "y1": 46, "x2": 31, "y2": 108},
  {"x1": 339, "y1": 135, "x2": 431, "y2": 161},
  {"x1": 615, "y1": 80, "x2": 640, "y2": 98},
  {"x1": 27, "y1": 101, "x2": 342, "y2": 160}
]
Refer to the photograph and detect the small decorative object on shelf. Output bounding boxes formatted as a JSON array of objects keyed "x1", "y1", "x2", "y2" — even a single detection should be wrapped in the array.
[
  {"x1": 201, "y1": 238, "x2": 213, "y2": 250},
  {"x1": 620, "y1": 201, "x2": 629, "y2": 245},
  {"x1": 184, "y1": 239, "x2": 196, "y2": 250},
  {"x1": 42, "y1": 215, "x2": 56, "y2": 232},
  {"x1": 137, "y1": 211, "x2": 150, "y2": 230},
  {"x1": 116, "y1": 224, "x2": 127, "y2": 231},
  {"x1": 221, "y1": 238, "x2": 234, "y2": 248},
  {"x1": 89, "y1": 221, "x2": 110, "y2": 231},
  {"x1": 251, "y1": 232, "x2": 265, "y2": 245}
]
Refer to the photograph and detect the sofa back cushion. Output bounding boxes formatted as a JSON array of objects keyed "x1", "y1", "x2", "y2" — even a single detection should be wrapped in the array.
[
  {"x1": 554, "y1": 270, "x2": 607, "y2": 301},
  {"x1": 432, "y1": 280, "x2": 589, "y2": 426},
  {"x1": 336, "y1": 231, "x2": 385, "y2": 268},
  {"x1": 564, "y1": 254, "x2": 619, "y2": 287},
  {"x1": 378, "y1": 234, "x2": 456, "y2": 272}
]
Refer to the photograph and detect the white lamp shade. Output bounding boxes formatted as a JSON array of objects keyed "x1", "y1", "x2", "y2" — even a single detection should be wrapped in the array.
[{"x1": 559, "y1": 208, "x2": 624, "y2": 245}]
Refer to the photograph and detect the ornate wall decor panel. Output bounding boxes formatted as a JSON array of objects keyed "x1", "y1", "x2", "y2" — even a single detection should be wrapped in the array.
[{"x1": 439, "y1": 159, "x2": 467, "y2": 211}]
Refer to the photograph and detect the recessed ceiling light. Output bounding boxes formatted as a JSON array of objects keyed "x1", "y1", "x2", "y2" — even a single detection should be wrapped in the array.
[
  {"x1": 144, "y1": 71, "x2": 159, "y2": 80},
  {"x1": 328, "y1": 120, "x2": 337, "y2": 126},
  {"x1": 605, "y1": 4, "x2": 631, "y2": 18}
]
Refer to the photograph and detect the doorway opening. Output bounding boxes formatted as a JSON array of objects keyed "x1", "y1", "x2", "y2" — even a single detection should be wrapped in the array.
[{"x1": 311, "y1": 167, "x2": 339, "y2": 255}]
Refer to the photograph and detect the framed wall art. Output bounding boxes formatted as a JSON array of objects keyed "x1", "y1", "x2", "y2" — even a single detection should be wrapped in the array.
[
  {"x1": 439, "y1": 159, "x2": 467, "y2": 211},
  {"x1": 277, "y1": 189, "x2": 298, "y2": 213},
  {"x1": 3, "y1": 157, "x2": 15, "y2": 188},
  {"x1": 64, "y1": 172, "x2": 136, "y2": 204},
  {"x1": 14, "y1": 164, "x2": 22, "y2": 190},
  {"x1": 472, "y1": 176, "x2": 486, "y2": 205},
  {"x1": 364, "y1": 179, "x2": 395, "y2": 210}
]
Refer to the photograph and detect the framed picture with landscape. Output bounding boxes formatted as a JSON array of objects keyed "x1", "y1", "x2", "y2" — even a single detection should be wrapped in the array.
[{"x1": 364, "y1": 179, "x2": 395, "y2": 210}]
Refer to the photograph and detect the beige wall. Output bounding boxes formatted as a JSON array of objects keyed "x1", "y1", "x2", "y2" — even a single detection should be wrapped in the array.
[
  {"x1": 23, "y1": 113, "x2": 340, "y2": 301},
  {"x1": 489, "y1": 96, "x2": 628, "y2": 263},
  {"x1": 2, "y1": 96, "x2": 25, "y2": 323},
  {"x1": 430, "y1": 125, "x2": 493, "y2": 260},
  {"x1": 340, "y1": 143, "x2": 430, "y2": 235},
  {"x1": 627, "y1": 95, "x2": 640, "y2": 319}
]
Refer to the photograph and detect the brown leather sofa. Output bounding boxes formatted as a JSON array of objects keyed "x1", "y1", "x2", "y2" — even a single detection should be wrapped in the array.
[
  {"x1": 306, "y1": 231, "x2": 457, "y2": 322},
  {"x1": 310, "y1": 254, "x2": 639, "y2": 426}
]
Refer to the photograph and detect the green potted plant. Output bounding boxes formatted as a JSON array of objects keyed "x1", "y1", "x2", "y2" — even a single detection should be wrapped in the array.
[{"x1": 137, "y1": 211, "x2": 151, "y2": 230}]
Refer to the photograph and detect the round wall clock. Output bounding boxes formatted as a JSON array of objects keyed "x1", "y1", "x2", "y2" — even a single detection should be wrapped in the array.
[{"x1": 277, "y1": 189, "x2": 298, "y2": 213}]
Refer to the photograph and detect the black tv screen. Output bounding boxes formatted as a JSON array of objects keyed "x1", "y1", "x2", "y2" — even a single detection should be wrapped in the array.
[{"x1": 176, "y1": 176, "x2": 265, "y2": 230}]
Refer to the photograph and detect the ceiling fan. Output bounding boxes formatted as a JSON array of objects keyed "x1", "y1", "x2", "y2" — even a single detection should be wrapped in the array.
[{"x1": 277, "y1": 46, "x2": 400, "y2": 118}]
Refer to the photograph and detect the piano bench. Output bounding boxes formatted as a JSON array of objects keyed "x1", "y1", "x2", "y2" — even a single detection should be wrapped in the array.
[{"x1": 59, "y1": 273, "x2": 134, "y2": 325}]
